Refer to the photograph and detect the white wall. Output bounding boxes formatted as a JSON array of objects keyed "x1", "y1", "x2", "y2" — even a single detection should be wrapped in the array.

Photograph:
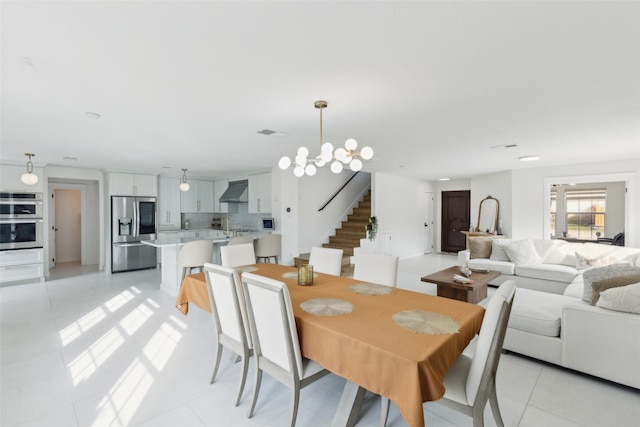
[
  {"x1": 373, "y1": 172, "x2": 433, "y2": 259},
  {"x1": 275, "y1": 168, "x2": 300, "y2": 266},
  {"x1": 470, "y1": 170, "x2": 512, "y2": 236},
  {"x1": 512, "y1": 159, "x2": 640, "y2": 247}
]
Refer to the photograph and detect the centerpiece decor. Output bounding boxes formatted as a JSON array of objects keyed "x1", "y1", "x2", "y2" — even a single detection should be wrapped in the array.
[{"x1": 298, "y1": 264, "x2": 314, "y2": 286}]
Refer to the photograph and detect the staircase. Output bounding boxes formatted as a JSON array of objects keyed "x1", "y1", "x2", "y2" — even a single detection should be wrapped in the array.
[
  {"x1": 322, "y1": 191, "x2": 370, "y2": 257},
  {"x1": 293, "y1": 191, "x2": 370, "y2": 276}
]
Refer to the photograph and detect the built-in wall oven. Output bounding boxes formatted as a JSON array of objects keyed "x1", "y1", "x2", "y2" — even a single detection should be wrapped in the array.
[{"x1": 0, "y1": 192, "x2": 44, "y2": 250}]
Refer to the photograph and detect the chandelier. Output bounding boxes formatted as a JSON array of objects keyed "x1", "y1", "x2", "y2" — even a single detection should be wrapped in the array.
[{"x1": 278, "y1": 100, "x2": 373, "y2": 177}]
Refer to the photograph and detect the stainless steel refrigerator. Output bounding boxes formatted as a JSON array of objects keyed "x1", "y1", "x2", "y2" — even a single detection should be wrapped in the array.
[{"x1": 111, "y1": 196, "x2": 157, "y2": 273}]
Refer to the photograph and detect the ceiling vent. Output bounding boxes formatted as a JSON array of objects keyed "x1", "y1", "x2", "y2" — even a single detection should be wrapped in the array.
[{"x1": 257, "y1": 129, "x2": 289, "y2": 138}]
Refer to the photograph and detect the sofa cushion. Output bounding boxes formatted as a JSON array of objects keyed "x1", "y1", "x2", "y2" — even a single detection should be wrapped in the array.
[
  {"x1": 563, "y1": 279, "x2": 584, "y2": 298},
  {"x1": 489, "y1": 239, "x2": 511, "y2": 261},
  {"x1": 509, "y1": 288, "x2": 580, "y2": 337},
  {"x1": 504, "y1": 239, "x2": 542, "y2": 265},
  {"x1": 516, "y1": 263, "x2": 578, "y2": 284},
  {"x1": 543, "y1": 242, "x2": 582, "y2": 266},
  {"x1": 621, "y1": 251, "x2": 640, "y2": 267},
  {"x1": 582, "y1": 265, "x2": 640, "y2": 303},
  {"x1": 596, "y1": 282, "x2": 640, "y2": 314},
  {"x1": 590, "y1": 273, "x2": 640, "y2": 305},
  {"x1": 468, "y1": 236, "x2": 499, "y2": 259},
  {"x1": 467, "y1": 258, "x2": 515, "y2": 275},
  {"x1": 575, "y1": 252, "x2": 618, "y2": 270},
  {"x1": 532, "y1": 239, "x2": 563, "y2": 261}
]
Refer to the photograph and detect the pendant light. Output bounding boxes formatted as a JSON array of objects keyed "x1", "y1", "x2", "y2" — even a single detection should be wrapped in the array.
[
  {"x1": 179, "y1": 168, "x2": 190, "y2": 191},
  {"x1": 278, "y1": 100, "x2": 373, "y2": 177},
  {"x1": 21, "y1": 153, "x2": 38, "y2": 185}
]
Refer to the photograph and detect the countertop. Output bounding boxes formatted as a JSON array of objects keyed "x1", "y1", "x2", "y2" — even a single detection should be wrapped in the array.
[{"x1": 142, "y1": 237, "x2": 231, "y2": 247}]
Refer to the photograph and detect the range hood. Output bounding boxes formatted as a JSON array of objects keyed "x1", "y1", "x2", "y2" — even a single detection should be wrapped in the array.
[{"x1": 220, "y1": 180, "x2": 248, "y2": 203}]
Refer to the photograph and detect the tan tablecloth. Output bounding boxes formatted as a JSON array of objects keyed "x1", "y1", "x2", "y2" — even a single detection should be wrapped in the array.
[{"x1": 177, "y1": 264, "x2": 485, "y2": 427}]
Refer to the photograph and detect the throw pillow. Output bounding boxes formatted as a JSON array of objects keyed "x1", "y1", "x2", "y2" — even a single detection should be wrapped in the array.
[
  {"x1": 596, "y1": 282, "x2": 640, "y2": 314},
  {"x1": 468, "y1": 236, "x2": 498, "y2": 259},
  {"x1": 490, "y1": 239, "x2": 511, "y2": 262},
  {"x1": 582, "y1": 264, "x2": 640, "y2": 303},
  {"x1": 575, "y1": 252, "x2": 619, "y2": 270},
  {"x1": 503, "y1": 239, "x2": 542, "y2": 265},
  {"x1": 590, "y1": 273, "x2": 640, "y2": 305}
]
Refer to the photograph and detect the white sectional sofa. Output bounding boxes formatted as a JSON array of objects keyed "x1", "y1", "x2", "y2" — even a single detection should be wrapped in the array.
[{"x1": 458, "y1": 237, "x2": 640, "y2": 389}]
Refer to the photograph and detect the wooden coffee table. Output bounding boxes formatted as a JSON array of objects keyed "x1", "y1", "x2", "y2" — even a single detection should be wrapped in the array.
[{"x1": 421, "y1": 266, "x2": 501, "y2": 304}]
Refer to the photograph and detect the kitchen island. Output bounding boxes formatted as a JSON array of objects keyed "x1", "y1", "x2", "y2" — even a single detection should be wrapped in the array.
[{"x1": 142, "y1": 236, "x2": 230, "y2": 296}]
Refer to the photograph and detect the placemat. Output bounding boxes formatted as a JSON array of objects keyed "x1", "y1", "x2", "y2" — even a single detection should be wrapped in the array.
[
  {"x1": 349, "y1": 283, "x2": 393, "y2": 295},
  {"x1": 300, "y1": 298, "x2": 354, "y2": 316},
  {"x1": 392, "y1": 310, "x2": 460, "y2": 334}
]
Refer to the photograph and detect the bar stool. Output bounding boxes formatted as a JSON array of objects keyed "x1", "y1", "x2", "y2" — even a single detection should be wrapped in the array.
[
  {"x1": 255, "y1": 233, "x2": 281, "y2": 263},
  {"x1": 178, "y1": 240, "x2": 214, "y2": 283}
]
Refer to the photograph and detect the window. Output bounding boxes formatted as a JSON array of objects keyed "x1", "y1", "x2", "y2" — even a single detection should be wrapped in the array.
[
  {"x1": 551, "y1": 185, "x2": 606, "y2": 240},
  {"x1": 565, "y1": 188, "x2": 605, "y2": 240}
]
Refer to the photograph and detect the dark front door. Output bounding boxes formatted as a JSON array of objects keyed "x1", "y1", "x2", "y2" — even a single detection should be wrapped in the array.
[{"x1": 441, "y1": 190, "x2": 470, "y2": 253}]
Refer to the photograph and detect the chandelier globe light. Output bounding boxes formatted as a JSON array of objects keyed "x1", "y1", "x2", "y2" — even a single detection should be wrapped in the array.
[
  {"x1": 278, "y1": 100, "x2": 373, "y2": 177},
  {"x1": 21, "y1": 153, "x2": 38, "y2": 185},
  {"x1": 179, "y1": 169, "x2": 190, "y2": 192}
]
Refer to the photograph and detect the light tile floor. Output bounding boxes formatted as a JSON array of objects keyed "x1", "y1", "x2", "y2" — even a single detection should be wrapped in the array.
[{"x1": 1, "y1": 254, "x2": 639, "y2": 426}]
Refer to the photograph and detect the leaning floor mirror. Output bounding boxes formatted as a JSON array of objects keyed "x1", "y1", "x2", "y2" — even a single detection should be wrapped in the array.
[{"x1": 476, "y1": 196, "x2": 499, "y2": 233}]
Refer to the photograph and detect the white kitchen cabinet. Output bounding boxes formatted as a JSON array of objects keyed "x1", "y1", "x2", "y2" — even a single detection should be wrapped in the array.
[
  {"x1": 158, "y1": 177, "x2": 181, "y2": 230},
  {"x1": 181, "y1": 180, "x2": 214, "y2": 212},
  {"x1": 0, "y1": 248, "x2": 44, "y2": 283},
  {"x1": 248, "y1": 172, "x2": 272, "y2": 213},
  {"x1": 213, "y1": 179, "x2": 229, "y2": 213},
  {"x1": 110, "y1": 172, "x2": 157, "y2": 196}
]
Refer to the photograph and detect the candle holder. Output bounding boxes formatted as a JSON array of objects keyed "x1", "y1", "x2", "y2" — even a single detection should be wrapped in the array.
[{"x1": 298, "y1": 264, "x2": 314, "y2": 286}]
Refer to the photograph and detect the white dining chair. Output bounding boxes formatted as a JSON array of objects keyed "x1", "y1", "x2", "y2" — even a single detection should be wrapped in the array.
[
  {"x1": 203, "y1": 263, "x2": 253, "y2": 406},
  {"x1": 255, "y1": 233, "x2": 281, "y2": 263},
  {"x1": 353, "y1": 253, "x2": 399, "y2": 287},
  {"x1": 228, "y1": 235, "x2": 254, "y2": 245},
  {"x1": 380, "y1": 280, "x2": 517, "y2": 427},
  {"x1": 220, "y1": 243, "x2": 256, "y2": 268},
  {"x1": 178, "y1": 240, "x2": 214, "y2": 283},
  {"x1": 308, "y1": 246, "x2": 343, "y2": 276},
  {"x1": 241, "y1": 272, "x2": 331, "y2": 427}
]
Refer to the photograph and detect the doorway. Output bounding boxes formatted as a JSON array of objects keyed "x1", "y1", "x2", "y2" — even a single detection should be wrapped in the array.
[
  {"x1": 52, "y1": 189, "x2": 81, "y2": 265},
  {"x1": 48, "y1": 180, "x2": 100, "y2": 276},
  {"x1": 441, "y1": 190, "x2": 470, "y2": 253}
]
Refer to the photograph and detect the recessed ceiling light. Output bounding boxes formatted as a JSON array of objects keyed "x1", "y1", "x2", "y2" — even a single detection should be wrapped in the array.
[
  {"x1": 439, "y1": 178, "x2": 450, "y2": 181},
  {"x1": 85, "y1": 112, "x2": 101, "y2": 119},
  {"x1": 519, "y1": 155, "x2": 540, "y2": 162},
  {"x1": 63, "y1": 156, "x2": 78, "y2": 161}
]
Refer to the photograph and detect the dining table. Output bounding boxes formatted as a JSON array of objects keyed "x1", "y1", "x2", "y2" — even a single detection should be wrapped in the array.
[{"x1": 177, "y1": 263, "x2": 485, "y2": 427}]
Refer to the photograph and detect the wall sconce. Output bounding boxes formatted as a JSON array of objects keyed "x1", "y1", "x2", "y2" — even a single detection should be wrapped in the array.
[
  {"x1": 21, "y1": 153, "x2": 38, "y2": 185},
  {"x1": 179, "y1": 168, "x2": 190, "y2": 192}
]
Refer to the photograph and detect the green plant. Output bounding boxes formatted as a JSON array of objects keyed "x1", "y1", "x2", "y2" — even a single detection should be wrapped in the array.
[{"x1": 366, "y1": 216, "x2": 378, "y2": 241}]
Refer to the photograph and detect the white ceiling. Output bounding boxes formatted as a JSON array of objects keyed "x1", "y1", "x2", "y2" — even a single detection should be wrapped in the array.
[{"x1": 2, "y1": 1, "x2": 639, "y2": 181}]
